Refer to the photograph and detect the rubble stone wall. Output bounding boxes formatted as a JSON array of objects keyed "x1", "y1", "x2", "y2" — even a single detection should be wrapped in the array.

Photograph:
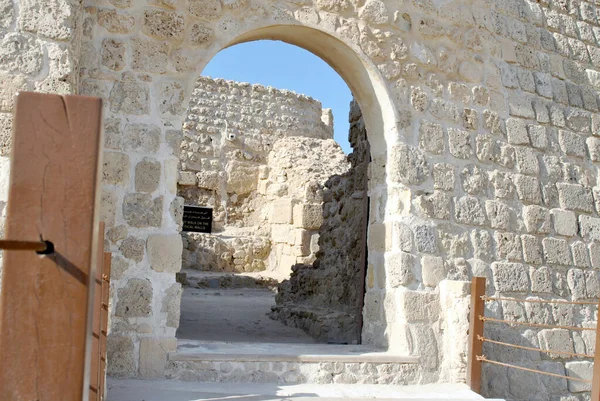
[
  {"x1": 0, "y1": 0, "x2": 599, "y2": 399},
  {"x1": 272, "y1": 99, "x2": 370, "y2": 345},
  {"x1": 178, "y1": 76, "x2": 348, "y2": 274}
]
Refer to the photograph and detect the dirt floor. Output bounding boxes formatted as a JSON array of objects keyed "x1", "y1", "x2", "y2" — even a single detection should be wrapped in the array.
[{"x1": 176, "y1": 286, "x2": 316, "y2": 344}]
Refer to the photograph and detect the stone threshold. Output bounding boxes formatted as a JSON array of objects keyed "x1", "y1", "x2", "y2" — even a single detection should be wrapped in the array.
[
  {"x1": 107, "y1": 379, "x2": 498, "y2": 400},
  {"x1": 169, "y1": 339, "x2": 420, "y2": 363}
]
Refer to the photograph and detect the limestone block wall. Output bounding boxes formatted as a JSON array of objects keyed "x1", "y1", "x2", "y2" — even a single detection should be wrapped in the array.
[
  {"x1": 178, "y1": 77, "x2": 348, "y2": 274},
  {"x1": 0, "y1": 0, "x2": 599, "y2": 397},
  {"x1": 272, "y1": 99, "x2": 370, "y2": 345}
]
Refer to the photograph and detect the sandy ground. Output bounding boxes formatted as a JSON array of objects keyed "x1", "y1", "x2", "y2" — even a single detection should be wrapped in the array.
[{"x1": 176, "y1": 287, "x2": 316, "y2": 344}]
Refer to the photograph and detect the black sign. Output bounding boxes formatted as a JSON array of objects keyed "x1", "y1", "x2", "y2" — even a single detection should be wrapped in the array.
[{"x1": 182, "y1": 206, "x2": 213, "y2": 233}]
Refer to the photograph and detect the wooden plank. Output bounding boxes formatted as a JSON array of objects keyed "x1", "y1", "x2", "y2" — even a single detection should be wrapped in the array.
[
  {"x1": 0, "y1": 93, "x2": 103, "y2": 401},
  {"x1": 467, "y1": 276, "x2": 486, "y2": 394},
  {"x1": 89, "y1": 222, "x2": 105, "y2": 400},
  {"x1": 592, "y1": 297, "x2": 600, "y2": 401},
  {"x1": 99, "y1": 251, "x2": 112, "y2": 401}
]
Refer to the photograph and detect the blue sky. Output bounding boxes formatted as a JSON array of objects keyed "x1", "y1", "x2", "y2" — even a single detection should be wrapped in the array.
[{"x1": 201, "y1": 40, "x2": 353, "y2": 153}]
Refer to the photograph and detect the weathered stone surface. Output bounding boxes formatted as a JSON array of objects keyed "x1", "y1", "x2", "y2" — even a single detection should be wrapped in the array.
[
  {"x1": 139, "y1": 337, "x2": 177, "y2": 378},
  {"x1": 190, "y1": 23, "x2": 213, "y2": 46},
  {"x1": 107, "y1": 336, "x2": 135, "y2": 377},
  {"x1": 454, "y1": 196, "x2": 486, "y2": 226},
  {"x1": 0, "y1": 0, "x2": 13, "y2": 29},
  {"x1": 397, "y1": 291, "x2": 439, "y2": 322},
  {"x1": 293, "y1": 204, "x2": 323, "y2": 229},
  {"x1": 386, "y1": 251, "x2": 414, "y2": 287},
  {"x1": 579, "y1": 215, "x2": 600, "y2": 242},
  {"x1": 135, "y1": 158, "x2": 161, "y2": 193},
  {"x1": 115, "y1": 278, "x2": 153, "y2": 317},
  {"x1": 0, "y1": 113, "x2": 12, "y2": 156},
  {"x1": 158, "y1": 79, "x2": 185, "y2": 117},
  {"x1": 101, "y1": 39, "x2": 126, "y2": 71},
  {"x1": 0, "y1": 73, "x2": 27, "y2": 112},
  {"x1": 19, "y1": 0, "x2": 75, "y2": 40},
  {"x1": 147, "y1": 234, "x2": 182, "y2": 273},
  {"x1": 565, "y1": 361, "x2": 593, "y2": 392},
  {"x1": 103, "y1": 151, "x2": 130, "y2": 186},
  {"x1": 389, "y1": 144, "x2": 429, "y2": 185},
  {"x1": 109, "y1": 80, "x2": 150, "y2": 115},
  {"x1": 161, "y1": 283, "x2": 182, "y2": 328},
  {"x1": 123, "y1": 123, "x2": 161, "y2": 154},
  {"x1": 142, "y1": 10, "x2": 185, "y2": 41},
  {"x1": 0, "y1": 33, "x2": 43, "y2": 76},
  {"x1": 119, "y1": 236, "x2": 145, "y2": 262},
  {"x1": 188, "y1": 0, "x2": 222, "y2": 20},
  {"x1": 557, "y1": 183, "x2": 594, "y2": 213},
  {"x1": 131, "y1": 38, "x2": 168, "y2": 73},
  {"x1": 491, "y1": 262, "x2": 529, "y2": 292},
  {"x1": 123, "y1": 193, "x2": 163, "y2": 227},
  {"x1": 98, "y1": 9, "x2": 136, "y2": 33}
]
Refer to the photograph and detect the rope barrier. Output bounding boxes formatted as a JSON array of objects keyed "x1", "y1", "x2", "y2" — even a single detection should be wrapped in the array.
[
  {"x1": 481, "y1": 295, "x2": 598, "y2": 306},
  {"x1": 477, "y1": 335, "x2": 595, "y2": 358},
  {"x1": 479, "y1": 316, "x2": 597, "y2": 331},
  {"x1": 476, "y1": 355, "x2": 593, "y2": 383}
]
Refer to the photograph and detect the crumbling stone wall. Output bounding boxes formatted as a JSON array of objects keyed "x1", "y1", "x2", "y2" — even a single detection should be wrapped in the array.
[
  {"x1": 1, "y1": 0, "x2": 599, "y2": 397},
  {"x1": 272, "y1": 100, "x2": 370, "y2": 345},
  {"x1": 178, "y1": 76, "x2": 348, "y2": 274}
]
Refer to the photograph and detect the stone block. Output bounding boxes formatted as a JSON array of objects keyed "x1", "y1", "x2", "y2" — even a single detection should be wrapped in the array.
[
  {"x1": 0, "y1": 73, "x2": 28, "y2": 112},
  {"x1": 571, "y1": 242, "x2": 590, "y2": 268},
  {"x1": 397, "y1": 290, "x2": 439, "y2": 322},
  {"x1": 521, "y1": 235, "x2": 543, "y2": 265},
  {"x1": 368, "y1": 222, "x2": 392, "y2": 253},
  {"x1": 139, "y1": 337, "x2": 177, "y2": 378},
  {"x1": 389, "y1": 144, "x2": 429, "y2": 185},
  {"x1": 522, "y1": 205, "x2": 551, "y2": 234},
  {"x1": 135, "y1": 158, "x2": 161, "y2": 193},
  {"x1": 109, "y1": 80, "x2": 150, "y2": 115},
  {"x1": 100, "y1": 188, "x2": 117, "y2": 227},
  {"x1": 158, "y1": 79, "x2": 185, "y2": 117},
  {"x1": 486, "y1": 201, "x2": 514, "y2": 231},
  {"x1": 116, "y1": 278, "x2": 153, "y2": 317},
  {"x1": 557, "y1": 183, "x2": 594, "y2": 213},
  {"x1": 514, "y1": 147, "x2": 539, "y2": 175},
  {"x1": 414, "y1": 224, "x2": 437, "y2": 254},
  {"x1": 386, "y1": 251, "x2": 414, "y2": 288},
  {"x1": 98, "y1": 9, "x2": 136, "y2": 33},
  {"x1": 491, "y1": 262, "x2": 529, "y2": 292},
  {"x1": 0, "y1": 113, "x2": 12, "y2": 156},
  {"x1": 586, "y1": 136, "x2": 600, "y2": 161},
  {"x1": 190, "y1": 23, "x2": 213, "y2": 46},
  {"x1": 448, "y1": 127, "x2": 472, "y2": 159},
  {"x1": 514, "y1": 174, "x2": 542, "y2": 205},
  {"x1": 103, "y1": 151, "x2": 129, "y2": 186},
  {"x1": 579, "y1": 215, "x2": 600, "y2": 242},
  {"x1": 162, "y1": 283, "x2": 182, "y2": 328},
  {"x1": 558, "y1": 130, "x2": 587, "y2": 157},
  {"x1": 147, "y1": 234, "x2": 183, "y2": 273},
  {"x1": 142, "y1": 10, "x2": 185, "y2": 41},
  {"x1": 293, "y1": 204, "x2": 323, "y2": 229},
  {"x1": 550, "y1": 209, "x2": 578, "y2": 236},
  {"x1": 454, "y1": 196, "x2": 486, "y2": 226},
  {"x1": 565, "y1": 361, "x2": 593, "y2": 392},
  {"x1": 178, "y1": 171, "x2": 196, "y2": 186},
  {"x1": 107, "y1": 335, "x2": 135, "y2": 377},
  {"x1": 123, "y1": 193, "x2": 163, "y2": 228},
  {"x1": 495, "y1": 232, "x2": 522, "y2": 262},
  {"x1": 538, "y1": 329, "x2": 574, "y2": 359},
  {"x1": 188, "y1": 0, "x2": 222, "y2": 20},
  {"x1": 270, "y1": 199, "x2": 294, "y2": 224},
  {"x1": 131, "y1": 38, "x2": 169, "y2": 73},
  {"x1": 119, "y1": 236, "x2": 145, "y2": 262},
  {"x1": 271, "y1": 224, "x2": 291, "y2": 244},
  {"x1": 506, "y1": 118, "x2": 530, "y2": 145},
  {"x1": 422, "y1": 255, "x2": 446, "y2": 287},
  {"x1": 418, "y1": 120, "x2": 445, "y2": 155},
  {"x1": 101, "y1": 39, "x2": 126, "y2": 71},
  {"x1": 530, "y1": 266, "x2": 552, "y2": 293},
  {"x1": 433, "y1": 163, "x2": 455, "y2": 191},
  {"x1": 542, "y1": 237, "x2": 571, "y2": 266}
]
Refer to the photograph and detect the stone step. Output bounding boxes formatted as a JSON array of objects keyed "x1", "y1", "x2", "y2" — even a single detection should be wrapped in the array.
[
  {"x1": 165, "y1": 340, "x2": 422, "y2": 385},
  {"x1": 177, "y1": 270, "x2": 286, "y2": 290},
  {"x1": 107, "y1": 378, "x2": 498, "y2": 400}
]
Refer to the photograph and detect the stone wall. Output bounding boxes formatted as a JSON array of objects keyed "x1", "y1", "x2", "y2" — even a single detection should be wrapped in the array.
[
  {"x1": 272, "y1": 99, "x2": 370, "y2": 345},
  {"x1": 178, "y1": 76, "x2": 349, "y2": 275},
  {"x1": 0, "y1": 0, "x2": 599, "y2": 398}
]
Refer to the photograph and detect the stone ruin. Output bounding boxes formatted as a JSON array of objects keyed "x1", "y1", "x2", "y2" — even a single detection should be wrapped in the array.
[
  {"x1": 1, "y1": 0, "x2": 600, "y2": 398},
  {"x1": 177, "y1": 77, "x2": 349, "y2": 276}
]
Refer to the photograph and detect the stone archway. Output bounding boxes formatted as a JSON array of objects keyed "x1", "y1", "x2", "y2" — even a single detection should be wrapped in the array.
[{"x1": 89, "y1": 7, "x2": 404, "y2": 377}]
